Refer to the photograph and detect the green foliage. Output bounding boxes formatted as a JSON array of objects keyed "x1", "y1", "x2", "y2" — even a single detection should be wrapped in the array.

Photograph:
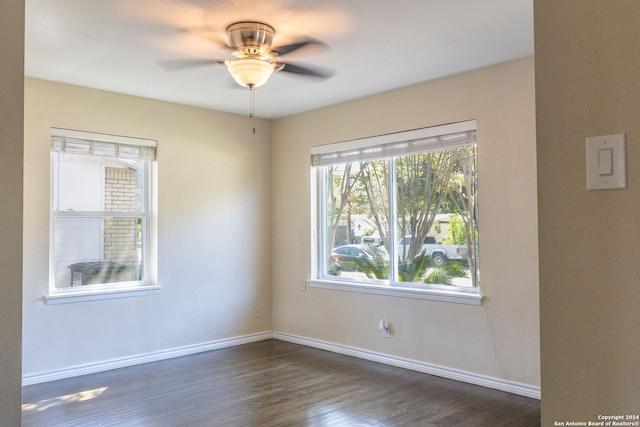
[
  {"x1": 362, "y1": 228, "x2": 375, "y2": 237},
  {"x1": 398, "y1": 250, "x2": 432, "y2": 283},
  {"x1": 441, "y1": 215, "x2": 466, "y2": 245},
  {"x1": 424, "y1": 262, "x2": 468, "y2": 285},
  {"x1": 351, "y1": 247, "x2": 468, "y2": 286},
  {"x1": 354, "y1": 246, "x2": 389, "y2": 280},
  {"x1": 355, "y1": 248, "x2": 432, "y2": 282}
]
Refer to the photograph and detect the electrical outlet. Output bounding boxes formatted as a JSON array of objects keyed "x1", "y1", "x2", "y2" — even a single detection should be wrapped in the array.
[
  {"x1": 301, "y1": 281, "x2": 307, "y2": 291},
  {"x1": 255, "y1": 307, "x2": 261, "y2": 318}
]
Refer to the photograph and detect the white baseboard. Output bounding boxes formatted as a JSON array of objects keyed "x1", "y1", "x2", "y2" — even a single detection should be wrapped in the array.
[
  {"x1": 273, "y1": 331, "x2": 541, "y2": 400},
  {"x1": 23, "y1": 330, "x2": 540, "y2": 401},
  {"x1": 22, "y1": 331, "x2": 273, "y2": 386}
]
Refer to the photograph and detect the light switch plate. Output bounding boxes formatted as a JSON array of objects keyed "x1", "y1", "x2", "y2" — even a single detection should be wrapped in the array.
[{"x1": 586, "y1": 133, "x2": 626, "y2": 190}]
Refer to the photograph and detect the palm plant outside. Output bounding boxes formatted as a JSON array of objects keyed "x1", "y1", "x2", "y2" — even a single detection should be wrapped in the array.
[{"x1": 354, "y1": 247, "x2": 466, "y2": 285}]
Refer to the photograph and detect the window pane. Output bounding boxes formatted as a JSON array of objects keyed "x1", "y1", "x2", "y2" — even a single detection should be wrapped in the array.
[
  {"x1": 323, "y1": 161, "x2": 390, "y2": 280},
  {"x1": 395, "y1": 146, "x2": 478, "y2": 287},
  {"x1": 53, "y1": 217, "x2": 143, "y2": 288},
  {"x1": 52, "y1": 152, "x2": 145, "y2": 213}
]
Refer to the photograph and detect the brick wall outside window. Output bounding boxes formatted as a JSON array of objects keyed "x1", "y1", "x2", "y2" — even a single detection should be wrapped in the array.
[{"x1": 104, "y1": 167, "x2": 138, "y2": 264}]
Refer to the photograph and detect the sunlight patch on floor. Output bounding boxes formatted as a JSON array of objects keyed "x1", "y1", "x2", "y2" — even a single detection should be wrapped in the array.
[{"x1": 22, "y1": 387, "x2": 108, "y2": 412}]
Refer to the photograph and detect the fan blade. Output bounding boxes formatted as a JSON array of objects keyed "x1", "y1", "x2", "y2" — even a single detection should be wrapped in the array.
[
  {"x1": 157, "y1": 58, "x2": 225, "y2": 71},
  {"x1": 277, "y1": 62, "x2": 334, "y2": 79},
  {"x1": 271, "y1": 38, "x2": 328, "y2": 57}
]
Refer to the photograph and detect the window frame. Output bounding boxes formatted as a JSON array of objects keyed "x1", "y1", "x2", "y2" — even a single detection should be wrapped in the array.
[
  {"x1": 46, "y1": 128, "x2": 159, "y2": 304},
  {"x1": 309, "y1": 121, "x2": 483, "y2": 305}
]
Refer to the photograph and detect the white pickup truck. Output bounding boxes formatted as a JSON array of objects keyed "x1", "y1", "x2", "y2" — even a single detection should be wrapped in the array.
[{"x1": 398, "y1": 236, "x2": 467, "y2": 266}]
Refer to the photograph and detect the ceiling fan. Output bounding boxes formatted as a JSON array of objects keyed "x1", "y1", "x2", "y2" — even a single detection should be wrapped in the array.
[
  {"x1": 220, "y1": 21, "x2": 332, "y2": 88},
  {"x1": 160, "y1": 21, "x2": 332, "y2": 132}
]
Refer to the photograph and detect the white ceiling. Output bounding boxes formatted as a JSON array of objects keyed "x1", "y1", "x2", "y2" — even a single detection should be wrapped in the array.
[{"x1": 25, "y1": 0, "x2": 534, "y2": 119}]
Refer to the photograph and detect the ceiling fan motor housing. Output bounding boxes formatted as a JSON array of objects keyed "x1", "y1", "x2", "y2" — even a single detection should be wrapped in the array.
[{"x1": 226, "y1": 22, "x2": 275, "y2": 56}]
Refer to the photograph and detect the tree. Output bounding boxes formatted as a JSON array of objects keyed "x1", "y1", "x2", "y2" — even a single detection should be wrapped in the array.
[
  {"x1": 326, "y1": 164, "x2": 361, "y2": 253},
  {"x1": 396, "y1": 150, "x2": 458, "y2": 263},
  {"x1": 446, "y1": 145, "x2": 479, "y2": 286},
  {"x1": 359, "y1": 160, "x2": 391, "y2": 249}
]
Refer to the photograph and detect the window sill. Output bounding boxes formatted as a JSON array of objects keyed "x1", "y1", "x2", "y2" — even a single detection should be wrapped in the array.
[
  {"x1": 307, "y1": 279, "x2": 483, "y2": 306},
  {"x1": 45, "y1": 284, "x2": 161, "y2": 305}
]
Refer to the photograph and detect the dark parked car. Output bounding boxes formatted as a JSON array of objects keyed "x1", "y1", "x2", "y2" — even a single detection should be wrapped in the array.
[{"x1": 333, "y1": 245, "x2": 379, "y2": 272}]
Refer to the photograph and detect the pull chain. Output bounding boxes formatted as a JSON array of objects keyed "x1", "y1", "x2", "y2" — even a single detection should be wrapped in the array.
[{"x1": 249, "y1": 85, "x2": 256, "y2": 134}]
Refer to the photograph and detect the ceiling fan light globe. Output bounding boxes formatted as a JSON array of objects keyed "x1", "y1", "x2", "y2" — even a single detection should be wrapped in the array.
[{"x1": 227, "y1": 58, "x2": 274, "y2": 88}]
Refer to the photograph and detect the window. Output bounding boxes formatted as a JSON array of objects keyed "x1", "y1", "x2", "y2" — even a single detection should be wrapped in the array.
[
  {"x1": 311, "y1": 121, "x2": 481, "y2": 304},
  {"x1": 48, "y1": 129, "x2": 158, "y2": 303}
]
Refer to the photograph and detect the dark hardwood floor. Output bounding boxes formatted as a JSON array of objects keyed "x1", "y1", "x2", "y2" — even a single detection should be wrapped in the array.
[{"x1": 22, "y1": 339, "x2": 540, "y2": 426}]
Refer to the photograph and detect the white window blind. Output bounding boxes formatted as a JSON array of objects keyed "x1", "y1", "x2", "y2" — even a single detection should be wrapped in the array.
[
  {"x1": 311, "y1": 120, "x2": 476, "y2": 166},
  {"x1": 51, "y1": 128, "x2": 157, "y2": 161}
]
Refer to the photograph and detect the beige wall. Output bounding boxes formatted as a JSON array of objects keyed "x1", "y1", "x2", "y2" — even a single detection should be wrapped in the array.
[
  {"x1": 535, "y1": 1, "x2": 640, "y2": 423},
  {"x1": 271, "y1": 58, "x2": 540, "y2": 389},
  {"x1": 22, "y1": 59, "x2": 540, "y2": 399},
  {"x1": 0, "y1": 0, "x2": 24, "y2": 424},
  {"x1": 23, "y1": 78, "x2": 272, "y2": 376}
]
